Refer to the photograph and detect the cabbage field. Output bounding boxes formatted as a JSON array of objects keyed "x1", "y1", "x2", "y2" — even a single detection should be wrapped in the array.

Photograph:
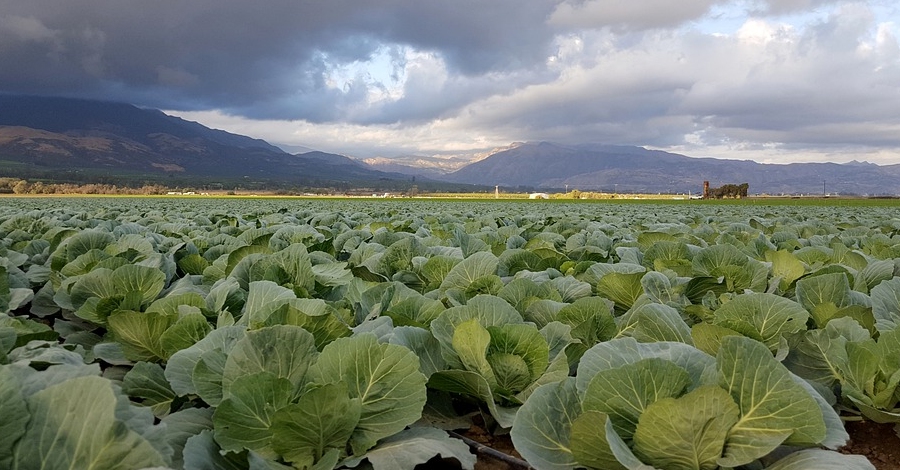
[{"x1": 2, "y1": 196, "x2": 899, "y2": 470}]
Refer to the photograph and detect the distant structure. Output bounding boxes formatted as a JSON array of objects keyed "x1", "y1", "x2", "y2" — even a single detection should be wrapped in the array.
[
  {"x1": 703, "y1": 181, "x2": 710, "y2": 199},
  {"x1": 529, "y1": 193, "x2": 550, "y2": 199},
  {"x1": 495, "y1": 185, "x2": 499, "y2": 199}
]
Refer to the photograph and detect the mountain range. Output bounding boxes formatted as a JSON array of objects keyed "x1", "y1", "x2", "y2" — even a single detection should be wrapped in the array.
[
  {"x1": 0, "y1": 95, "x2": 437, "y2": 191},
  {"x1": 1, "y1": 94, "x2": 898, "y2": 195},
  {"x1": 436, "y1": 142, "x2": 900, "y2": 195}
]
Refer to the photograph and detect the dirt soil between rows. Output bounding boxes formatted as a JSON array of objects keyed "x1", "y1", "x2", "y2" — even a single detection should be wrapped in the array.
[
  {"x1": 422, "y1": 419, "x2": 900, "y2": 470},
  {"x1": 840, "y1": 420, "x2": 900, "y2": 469}
]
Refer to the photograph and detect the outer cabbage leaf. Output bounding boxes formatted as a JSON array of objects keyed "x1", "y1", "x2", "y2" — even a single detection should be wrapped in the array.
[
  {"x1": 426, "y1": 369, "x2": 518, "y2": 428},
  {"x1": 451, "y1": 319, "x2": 496, "y2": 389},
  {"x1": 107, "y1": 310, "x2": 177, "y2": 362},
  {"x1": 165, "y1": 325, "x2": 246, "y2": 396},
  {"x1": 160, "y1": 407, "x2": 214, "y2": 470},
  {"x1": 265, "y1": 300, "x2": 351, "y2": 350},
  {"x1": 692, "y1": 244, "x2": 749, "y2": 277},
  {"x1": 524, "y1": 299, "x2": 567, "y2": 328},
  {"x1": 511, "y1": 378, "x2": 581, "y2": 470},
  {"x1": 146, "y1": 292, "x2": 207, "y2": 316},
  {"x1": 691, "y1": 322, "x2": 741, "y2": 357},
  {"x1": 182, "y1": 429, "x2": 248, "y2": 470},
  {"x1": 122, "y1": 361, "x2": 177, "y2": 417},
  {"x1": 576, "y1": 338, "x2": 716, "y2": 396},
  {"x1": 549, "y1": 276, "x2": 592, "y2": 303},
  {"x1": 242, "y1": 280, "x2": 297, "y2": 328},
  {"x1": 853, "y1": 260, "x2": 894, "y2": 294},
  {"x1": 871, "y1": 277, "x2": 900, "y2": 332},
  {"x1": 581, "y1": 358, "x2": 692, "y2": 440},
  {"x1": 306, "y1": 334, "x2": 427, "y2": 455},
  {"x1": 51, "y1": 229, "x2": 114, "y2": 271},
  {"x1": 221, "y1": 324, "x2": 318, "y2": 395},
  {"x1": 765, "y1": 250, "x2": 806, "y2": 292},
  {"x1": 557, "y1": 296, "x2": 617, "y2": 362},
  {"x1": 110, "y1": 264, "x2": 166, "y2": 306},
  {"x1": 569, "y1": 410, "x2": 627, "y2": 470},
  {"x1": 717, "y1": 336, "x2": 826, "y2": 467},
  {"x1": 271, "y1": 243, "x2": 315, "y2": 292},
  {"x1": 419, "y1": 255, "x2": 460, "y2": 290},
  {"x1": 12, "y1": 375, "x2": 168, "y2": 470},
  {"x1": 795, "y1": 272, "x2": 856, "y2": 326},
  {"x1": 764, "y1": 449, "x2": 874, "y2": 470},
  {"x1": 341, "y1": 427, "x2": 476, "y2": 470},
  {"x1": 439, "y1": 251, "x2": 499, "y2": 292},
  {"x1": 159, "y1": 311, "x2": 213, "y2": 358},
  {"x1": 193, "y1": 346, "x2": 230, "y2": 406},
  {"x1": 632, "y1": 303, "x2": 693, "y2": 345},
  {"x1": 431, "y1": 295, "x2": 523, "y2": 369},
  {"x1": 214, "y1": 371, "x2": 295, "y2": 458},
  {"x1": 388, "y1": 326, "x2": 446, "y2": 378},
  {"x1": 784, "y1": 316, "x2": 868, "y2": 387},
  {"x1": 712, "y1": 293, "x2": 808, "y2": 354},
  {"x1": 0, "y1": 366, "x2": 29, "y2": 468},
  {"x1": 641, "y1": 271, "x2": 689, "y2": 306},
  {"x1": 497, "y1": 248, "x2": 544, "y2": 277},
  {"x1": 632, "y1": 386, "x2": 739, "y2": 470},
  {"x1": 497, "y1": 277, "x2": 562, "y2": 315},
  {"x1": 597, "y1": 272, "x2": 645, "y2": 312}
]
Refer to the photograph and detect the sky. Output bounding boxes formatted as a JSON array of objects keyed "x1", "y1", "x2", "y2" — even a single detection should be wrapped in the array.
[{"x1": 1, "y1": 0, "x2": 899, "y2": 164}]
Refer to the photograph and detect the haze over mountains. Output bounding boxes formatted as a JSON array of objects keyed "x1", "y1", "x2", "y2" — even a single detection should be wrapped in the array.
[{"x1": 1, "y1": 95, "x2": 899, "y2": 195}]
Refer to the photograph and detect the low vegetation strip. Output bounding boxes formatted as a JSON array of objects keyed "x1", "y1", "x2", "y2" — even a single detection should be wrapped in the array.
[{"x1": 1, "y1": 197, "x2": 898, "y2": 469}]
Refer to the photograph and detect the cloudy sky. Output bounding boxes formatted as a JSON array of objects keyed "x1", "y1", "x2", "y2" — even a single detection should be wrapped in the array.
[{"x1": 2, "y1": 1, "x2": 899, "y2": 164}]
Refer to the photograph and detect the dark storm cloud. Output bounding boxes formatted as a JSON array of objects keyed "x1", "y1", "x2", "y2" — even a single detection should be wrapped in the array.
[
  {"x1": 0, "y1": 0, "x2": 558, "y2": 120},
  {"x1": 4, "y1": 1, "x2": 900, "y2": 164}
]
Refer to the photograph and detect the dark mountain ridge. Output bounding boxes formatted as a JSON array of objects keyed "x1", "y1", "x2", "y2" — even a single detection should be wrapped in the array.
[{"x1": 0, "y1": 94, "x2": 433, "y2": 190}]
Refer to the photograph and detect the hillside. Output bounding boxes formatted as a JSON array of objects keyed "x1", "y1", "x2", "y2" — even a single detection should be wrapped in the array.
[
  {"x1": 0, "y1": 95, "x2": 430, "y2": 190},
  {"x1": 442, "y1": 142, "x2": 900, "y2": 195}
]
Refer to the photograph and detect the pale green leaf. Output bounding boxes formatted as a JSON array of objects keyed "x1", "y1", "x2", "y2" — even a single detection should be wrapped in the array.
[
  {"x1": 440, "y1": 251, "x2": 498, "y2": 292},
  {"x1": 107, "y1": 310, "x2": 177, "y2": 362},
  {"x1": 214, "y1": 372, "x2": 295, "y2": 457},
  {"x1": 271, "y1": 382, "x2": 361, "y2": 467},
  {"x1": 307, "y1": 334, "x2": 427, "y2": 454},
  {"x1": 764, "y1": 449, "x2": 875, "y2": 470},
  {"x1": 161, "y1": 408, "x2": 214, "y2": 470},
  {"x1": 13, "y1": 376, "x2": 167, "y2": 470},
  {"x1": 713, "y1": 293, "x2": 809, "y2": 353},
  {"x1": 633, "y1": 386, "x2": 739, "y2": 470},
  {"x1": 582, "y1": 358, "x2": 691, "y2": 440},
  {"x1": 222, "y1": 324, "x2": 318, "y2": 395},
  {"x1": 344, "y1": 427, "x2": 476, "y2": 470},
  {"x1": 165, "y1": 325, "x2": 246, "y2": 396},
  {"x1": 569, "y1": 410, "x2": 627, "y2": 470},
  {"x1": 510, "y1": 378, "x2": 581, "y2": 470},
  {"x1": 122, "y1": 361, "x2": 177, "y2": 418},
  {"x1": 717, "y1": 336, "x2": 826, "y2": 467}
]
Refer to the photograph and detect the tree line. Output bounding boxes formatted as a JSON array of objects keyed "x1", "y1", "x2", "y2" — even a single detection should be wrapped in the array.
[
  {"x1": 707, "y1": 183, "x2": 749, "y2": 199},
  {"x1": 0, "y1": 178, "x2": 168, "y2": 195}
]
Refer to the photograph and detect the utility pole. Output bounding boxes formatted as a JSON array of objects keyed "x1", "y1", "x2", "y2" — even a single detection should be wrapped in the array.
[
  {"x1": 495, "y1": 185, "x2": 499, "y2": 199},
  {"x1": 823, "y1": 180, "x2": 826, "y2": 197}
]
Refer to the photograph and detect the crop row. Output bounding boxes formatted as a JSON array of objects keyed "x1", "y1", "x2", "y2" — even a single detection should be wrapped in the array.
[{"x1": 1, "y1": 197, "x2": 898, "y2": 469}]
